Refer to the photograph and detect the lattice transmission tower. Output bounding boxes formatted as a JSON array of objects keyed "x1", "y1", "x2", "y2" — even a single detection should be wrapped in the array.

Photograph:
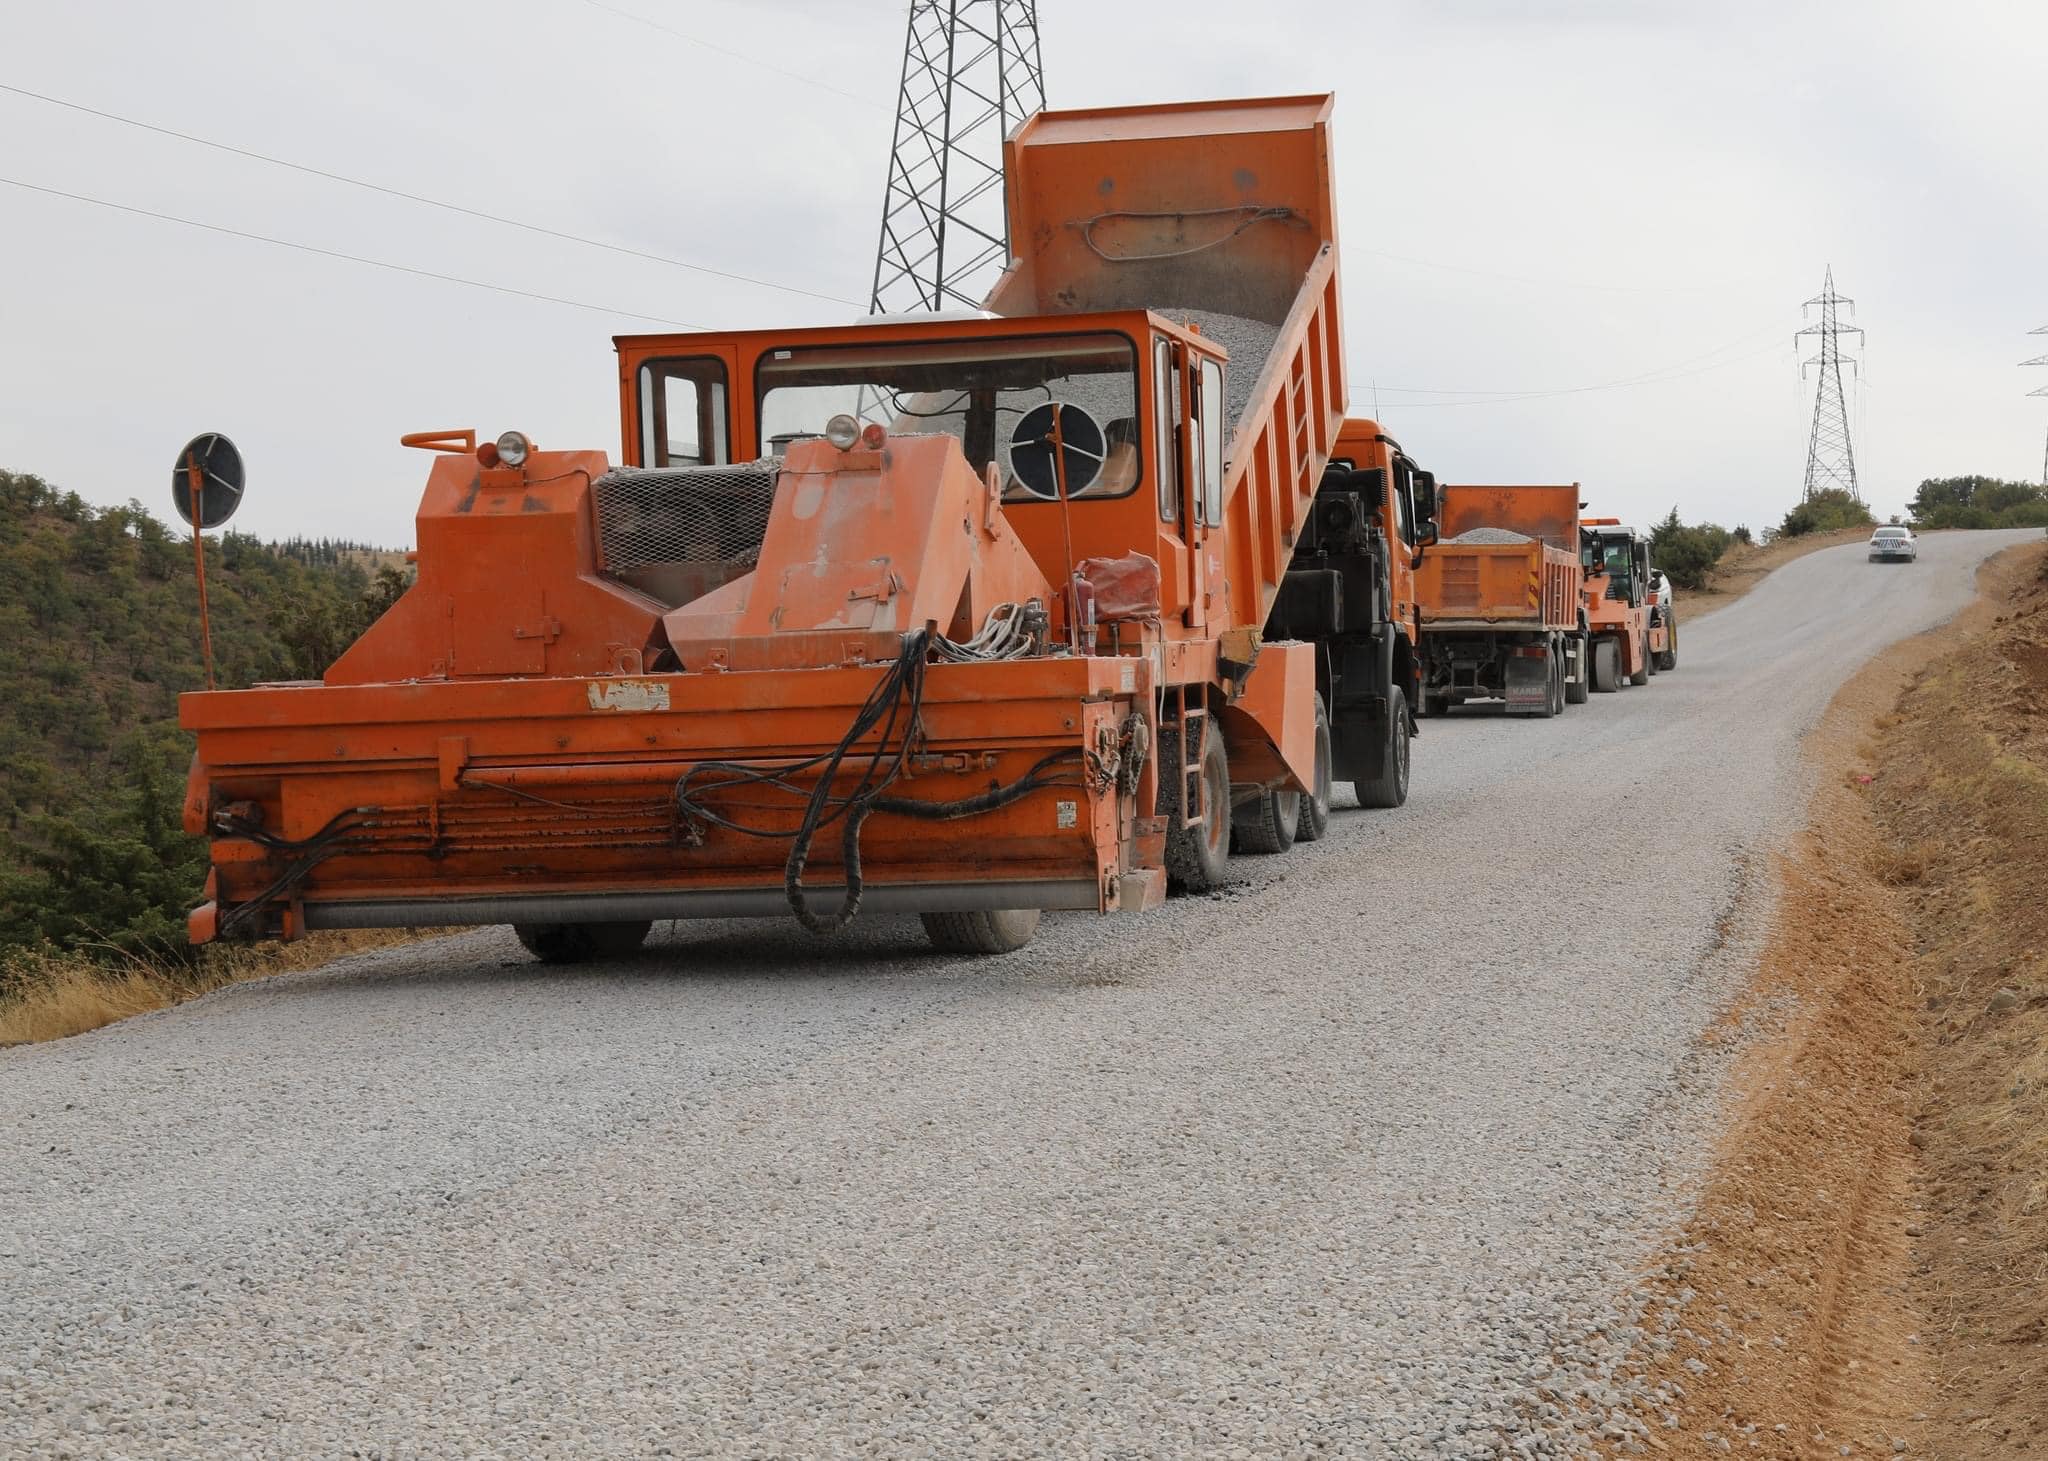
[
  {"x1": 2024, "y1": 324, "x2": 2048, "y2": 487},
  {"x1": 868, "y1": 1, "x2": 1045, "y2": 315},
  {"x1": 1796, "y1": 266, "x2": 1864, "y2": 501}
]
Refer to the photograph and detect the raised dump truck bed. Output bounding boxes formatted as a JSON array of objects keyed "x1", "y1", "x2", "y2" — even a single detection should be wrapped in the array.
[
  {"x1": 178, "y1": 94, "x2": 1376, "y2": 958},
  {"x1": 1416, "y1": 484, "x2": 1586, "y2": 717}
]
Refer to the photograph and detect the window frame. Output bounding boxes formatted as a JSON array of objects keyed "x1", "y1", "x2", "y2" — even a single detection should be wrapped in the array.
[{"x1": 637, "y1": 357, "x2": 731, "y2": 468}]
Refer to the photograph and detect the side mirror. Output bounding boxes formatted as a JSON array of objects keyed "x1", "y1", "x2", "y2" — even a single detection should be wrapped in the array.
[{"x1": 1418, "y1": 519, "x2": 1440, "y2": 548}]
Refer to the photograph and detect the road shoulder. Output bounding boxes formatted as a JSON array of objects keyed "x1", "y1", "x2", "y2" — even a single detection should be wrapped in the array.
[{"x1": 1608, "y1": 543, "x2": 2046, "y2": 1457}]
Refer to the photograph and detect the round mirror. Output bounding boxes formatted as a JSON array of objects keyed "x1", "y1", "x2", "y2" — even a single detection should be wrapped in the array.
[
  {"x1": 1008, "y1": 401, "x2": 1105, "y2": 501},
  {"x1": 171, "y1": 433, "x2": 245, "y2": 530}
]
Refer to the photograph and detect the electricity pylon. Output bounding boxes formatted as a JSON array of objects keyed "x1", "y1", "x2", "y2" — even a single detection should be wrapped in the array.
[
  {"x1": 1796, "y1": 266, "x2": 1864, "y2": 501},
  {"x1": 2026, "y1": 325, "x2": 2048, "y2": 488},
  {"x1": 868, "y1": 1, "x2": 1045, "y2": 315}
]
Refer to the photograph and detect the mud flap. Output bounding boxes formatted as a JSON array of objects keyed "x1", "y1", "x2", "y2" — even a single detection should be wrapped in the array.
[{"x1": 1503, "y1": 647, "x2": 1551, "y2": 715}]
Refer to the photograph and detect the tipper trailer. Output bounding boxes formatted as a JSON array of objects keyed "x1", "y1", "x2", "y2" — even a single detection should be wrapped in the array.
[
  {"x1": 179, "y1": 93, "x2": 1433, "y2": 960},
  {"x1": 1580, "y1": 518, "x2": 1655, "y2": 691},
  {"x1": 1414, "y1": 484, "x2": 1587, "y2": 717}
]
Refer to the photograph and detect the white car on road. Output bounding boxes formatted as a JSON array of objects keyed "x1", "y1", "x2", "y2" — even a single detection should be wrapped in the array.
[{"x1": 1869, "y1": 525, "x2": 1917, "y2": 562}]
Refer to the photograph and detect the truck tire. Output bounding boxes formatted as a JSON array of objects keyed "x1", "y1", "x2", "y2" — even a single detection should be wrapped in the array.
[
  {"x1": 1565, "y1": 635, "x2": 1590, "y2": 704},
  {"x1": 1294, "y1": 693, "x2": 1332, "y2": 843},
  {"x1": 920, "y1": 908, "x2": 1040, "y2": 954},
  {"x1": 1353, "y1": 685, "x2": 1411, "y2": 809},
  {"x1": 1234, "y1": 784, "x2": 1300, "y2": 855},
  {"x1": 1628, "y1": 631, "x2": 1651, "y2": 687},
  {"x1": 513, "y1": 920, "x2": 653, "y2": 964},
  {"x1": 1159, "y1": 714, "x2": 1231, "y2": 892},
  {"x1": 1422, "y1": 690, "x2": 1449, "y2": 718},
  {"x1": 1591, "y1": 639, "x2": 1620, "y2": 693}
]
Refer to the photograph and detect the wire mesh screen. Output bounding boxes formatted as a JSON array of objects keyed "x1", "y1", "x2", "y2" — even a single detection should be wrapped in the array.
[{"x1": 591, "y1": 462, "x2": 780, "y2": 607}]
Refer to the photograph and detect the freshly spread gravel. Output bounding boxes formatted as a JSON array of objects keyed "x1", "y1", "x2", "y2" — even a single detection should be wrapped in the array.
[
  {"x1": 1444, "y1": 527, "x2": 1535, "y2": 545},
  {"x1": 1, "y1": 530, "x2": 2034, "y2": 1459}
]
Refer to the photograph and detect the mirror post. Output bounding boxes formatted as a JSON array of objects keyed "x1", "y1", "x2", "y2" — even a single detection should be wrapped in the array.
[{"x1": 185, "y1": 450, "x2": 216, "y2": 691}]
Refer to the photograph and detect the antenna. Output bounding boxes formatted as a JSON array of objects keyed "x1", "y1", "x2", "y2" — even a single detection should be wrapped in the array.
[
  {"x1": 1795, "y1": 266, "x2": 1864, "y2": 501},
  {"x1": 171, "y1": 432, "x2": 245, "y2": 690},
  {"x1": 867, "y1": 1, "x2": 1045, "y2": 315}
]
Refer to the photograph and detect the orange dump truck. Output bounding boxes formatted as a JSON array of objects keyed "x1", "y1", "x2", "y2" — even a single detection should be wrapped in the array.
[
  {"x1": 178, "y1": 94, "x2": 1372, "y2": 960},
  {"x1": 1415, "y1": 484, "x2": 1586, "y2": 716}
]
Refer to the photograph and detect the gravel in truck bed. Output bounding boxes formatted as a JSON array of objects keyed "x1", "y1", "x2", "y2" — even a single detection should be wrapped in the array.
[{"x1": 1444, "y1": 526, "x2": 1536, "y2": 545}]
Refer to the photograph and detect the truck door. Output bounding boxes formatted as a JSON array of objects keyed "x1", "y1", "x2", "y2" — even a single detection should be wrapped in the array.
[{"x1": 1153, "y1": 335, "x2": 1200, "y2": 627}]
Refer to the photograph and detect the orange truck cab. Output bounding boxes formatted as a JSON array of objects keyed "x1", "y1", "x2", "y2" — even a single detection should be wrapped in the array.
[
  {"x1": 1414, "y1": 484, "x2": 1588, "y2": 717},
  {"x1": 1265, "y1": 418, "x2": 1439, "y2": 808},
  {"x1": 176, "y1": 94, "x2": 1388, "y2": 960},
  {"x1": 1579, "y1": 519, "x2": 1655, "y2": 691}
]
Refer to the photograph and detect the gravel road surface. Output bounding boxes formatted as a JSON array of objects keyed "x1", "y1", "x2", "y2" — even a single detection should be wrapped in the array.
[{"x1": 2, "y1": 530, "x2": 2034, "y2": 1459}]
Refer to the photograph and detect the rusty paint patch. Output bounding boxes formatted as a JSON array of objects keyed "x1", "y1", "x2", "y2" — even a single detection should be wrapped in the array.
[{"x1": 586, "y1": 679, "x2": 671, "y2": 713}]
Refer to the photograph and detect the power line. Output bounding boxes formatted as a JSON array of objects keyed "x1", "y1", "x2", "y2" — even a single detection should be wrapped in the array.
[
  {"x1": 1371, "y1": 329, "x2": 1793, "y2": 410},
  {"x1": 0, "y1": 175, "x2": 703, "y2": 328},
  {"x1": 1348, "y1": 242, "x2": 1771, "y2": 296},
  {"x1": 0, "y1": 79, "x2": 862, "y2": 308},
  {"x1": 577, "y1": 0, "x2": 885, "y2": 110},
  {"x1": 1366, "y1": 317, "x2": 1793, "y2": 398}
]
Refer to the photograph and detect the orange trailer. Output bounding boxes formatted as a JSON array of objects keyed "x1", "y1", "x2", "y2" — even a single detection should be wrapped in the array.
[
  {"x1": 178, "y1": 95, "x2": 1366, "y2": 959},
  {"x1": 1415, "y1": 484, "x2": 1587, "y2": 717}
]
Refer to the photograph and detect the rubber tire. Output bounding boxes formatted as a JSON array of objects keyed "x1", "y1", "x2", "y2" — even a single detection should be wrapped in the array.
[
  {"x1": 1591, "y1": 638, "x2": 1620, "y2": 694},
  {"x1": 920, "y1": 908, "x2": 1040, "y2": 954},
  {"x1": 1234, "y1": 783, "x2": 1300, "y2": 855},
  {"x1": 513, "y1": 920, "x2": 653, "y2": 964},
  {"x1": 1628, "y1": 631, "x2": 1651, "y2": 687},
  {"x1": 1551, "y1": 647, "x2": 1567, "y2": 716},
  {"x1": 1421, "y1": 691, "x2": 1450, "y2": 718},
  {"x1": 1353, "y1": 685, "x2": 1412, "y2": 809},
  {"x1": 1655, "y1": 619, "x2": 1678, "y2": 672},
  {"x1": 1295, "y1": 693, "x2": 1333, "y2": 843},
  {"x1": 1565, "y1": 635, "x2": 1590, "y2": 704},
  {"x1": 1159, "y1": 714, "x2": 1231, "y2": 893}
]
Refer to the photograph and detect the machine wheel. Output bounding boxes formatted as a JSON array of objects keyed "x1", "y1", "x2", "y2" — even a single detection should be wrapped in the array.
[
  {"x1": 1353, "y1": 685, "x2": 1412, "y2": 809},
  {"x1": 1628, "y1": 631, "x2": 1651, "y2": 687},
  {"x1": 1159, "y1": 713, "x2": 1231, "y2": 892},
  {"x1": 1591, "y1": 639, "x2": 1620, "y2": 693},
  {"x1": 1422, "y1": 690, "x2": 1450, "y2": 717},
  {"x1": 1294, "y1": 694, "x2": 1333, "y2": 843},
  {"x1": 1655, "y1": 620, "x2": 1678, "y2": 672},
  {"x1": 920, "y1": 908, "x2": 1041, "y2": 954},
  {"x1": 1565, "y1": 635, "x2": 1590, "y2": 704},
  {"x1": 513, "y1": 920, "x2": 653, "y2": 964}
]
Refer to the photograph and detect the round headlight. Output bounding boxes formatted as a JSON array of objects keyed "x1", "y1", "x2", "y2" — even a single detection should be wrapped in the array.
[
  {"x1": 824, "y1": 413, "x2": 861, "y2": 450},
  {"x1": 494, "y1": 430, "x2": 531, "y2": 467}
]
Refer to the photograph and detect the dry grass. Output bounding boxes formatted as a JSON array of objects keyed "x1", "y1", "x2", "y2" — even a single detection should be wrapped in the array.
[{"x1": 0, "y1": 927, "x2": 444, "y2": 1048}]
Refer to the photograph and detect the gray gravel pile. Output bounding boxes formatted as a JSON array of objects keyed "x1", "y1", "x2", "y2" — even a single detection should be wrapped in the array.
[
  {"x1": 1167, "y1": 308, "x2": 1283, "y2": 431},
  {"x1": 0, "y1": 529, "x2": 2035, "y2": 1458},
  {"x1": 1445, "y1": 527, "x2": 1535, "y2": 545}
]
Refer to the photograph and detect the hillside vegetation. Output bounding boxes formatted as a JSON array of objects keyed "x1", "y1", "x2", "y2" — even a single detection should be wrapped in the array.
[{"x1": 0, "y1": 469, "x2": 408, "y2": 972}]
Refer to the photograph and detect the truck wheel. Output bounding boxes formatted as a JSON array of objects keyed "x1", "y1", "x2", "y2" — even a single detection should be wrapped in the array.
[
  {"x1": 1159, "y1": 714, "x2": 1230, "y2": 892},
  {"x1": 1565, "y1": 636, "x2": 1590, "y2": 704},
  {"x1": 1353, "y1": 685, "x2": 1411, "y2": 809},
  {"x1": 920, "y1": 908, "x2": 1040, "y2": 954},
  {"x1": 1234, "y1": 785, "x2": 1300, "y2": 855},
  {"x1": 1656, "y1": 623, "x2": 1678, "y2": 672},
  {"x1": 513, "y1": 920, "x2": 653, "y2": 964},
  {"x1": 1294, "y1": 693, "x2": 1332, "y2": 843},
  {"x1": 1628, "y1": 632, "x2": 1651, "y2": 687},
  {"x1": 1592, "y1": 639, "x2": 1620, "y2": 693}
]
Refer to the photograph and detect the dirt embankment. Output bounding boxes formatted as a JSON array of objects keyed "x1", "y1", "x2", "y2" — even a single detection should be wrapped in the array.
[{"x1": 1617, "y1": 542, "x2": 2048, "y2": 1457}]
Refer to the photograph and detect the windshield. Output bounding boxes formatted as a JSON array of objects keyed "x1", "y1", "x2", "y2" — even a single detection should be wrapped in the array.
[
  {"x1": 756, "y1": 333, "x2": 1140, "y2": 503},
  {"x1": 1597, "y1": 539, "x2": 1633, "y2": 585}
]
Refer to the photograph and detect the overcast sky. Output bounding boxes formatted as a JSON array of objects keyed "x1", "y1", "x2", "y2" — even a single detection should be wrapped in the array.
[{"x1": 3, "y1": 0, "x2": 2044, "y2": 546}]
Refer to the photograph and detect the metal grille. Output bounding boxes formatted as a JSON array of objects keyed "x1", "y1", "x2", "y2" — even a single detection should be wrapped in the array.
[{"x1": 591, "y1": 462, "x2": 781, "y2": 608}]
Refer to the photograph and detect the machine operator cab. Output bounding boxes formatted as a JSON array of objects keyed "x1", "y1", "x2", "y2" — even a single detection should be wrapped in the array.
[{"x1": 1581, "y1": 523, "x2": 1649, "y2": 606}]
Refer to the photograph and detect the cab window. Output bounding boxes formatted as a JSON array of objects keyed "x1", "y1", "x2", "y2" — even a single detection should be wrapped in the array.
[
  {"x1": 638, "y1": 358, "x2": 730, "y2": 467},
  {"x1": 1154, "y1": 337, "x2": 1180, "y2": 522},
  {"x1": 1197, "y1": 357, "x2": 1225, "y2": 524}
]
